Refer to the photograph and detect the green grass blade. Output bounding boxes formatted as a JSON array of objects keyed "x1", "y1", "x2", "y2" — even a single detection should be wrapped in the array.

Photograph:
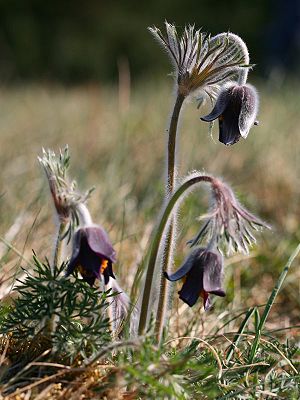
[
  {"x1": 226, "y1": 307, "x2": 255, "y2": 363},
  {"x1": 249, "y1": 243, "x2": 300, "y2": 362}
]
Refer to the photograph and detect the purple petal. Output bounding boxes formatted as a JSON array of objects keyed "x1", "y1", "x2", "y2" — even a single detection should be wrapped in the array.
[
  {"x1": 165, "y1": 248, "x2": 205, "y2": 281},
  {"x1": 85, "y1": 225, "x2": 116, "y2": 263},
  {"x1": 200, "y1": 88, "x2": 230, "y2": 122},
  {"x1": 103, "y1": 262, "x2": 116, "y2": 285},
  {"x1": 218, "y1": 115, "x2": 241, "y2": 146},
  {"x1": 178, "y1": 257, "x2": 204, "y2": 306},
  {"x1": 238, "y1": 84, "x2": 259, "y2": 138},
  {"x1": 65, "y1": 229, "x2": 83, "y2": 276},
  {"x1": 202, "y1": 251, "x2": 225, "y2": 296}
]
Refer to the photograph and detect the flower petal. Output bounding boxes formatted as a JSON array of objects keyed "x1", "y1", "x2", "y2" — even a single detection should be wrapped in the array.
[
  {"x1": 202, "y1": 251, "x2": 226, "y2": 296},
  {"x1": 218, "y1": 117, "x2": 241, "y2": 145},
  {"x1": 164, "y1": 248, "x2": 205, "y2": 281},
  {"x1": 178, "y1": 258, "x2": 205, "y2": 306},
  {"x1": 238, "y1": 84, "x2": 259, "y2": 138},
  {"x1": 86, "y1": 225, "x2": 117, "y2": 263},
  {"x1": 103, "y1": 261, "x2": 116, "y2": 285},
  {"x1": 65, "y1": 229, "x2": 83, "y2": 276},
  {"x1": 200, "y1": 88, "x2": 230, "y2": 122}
]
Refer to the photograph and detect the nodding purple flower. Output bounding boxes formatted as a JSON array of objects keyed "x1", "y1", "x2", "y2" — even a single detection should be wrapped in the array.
[
  {"x1": 164, "y1": 248, "x2": 225, "y2": 309},
  {"x1": 189, "y1": 177, "x2": 270, "y2": 255},
  {"x1": 201, "y1": 83, "x2": 259, "y2": 145},
  {"x1": 66, "y1": 225, "x2": 116, "y2": 286}
]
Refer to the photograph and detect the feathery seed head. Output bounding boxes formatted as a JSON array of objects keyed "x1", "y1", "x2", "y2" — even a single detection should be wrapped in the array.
[
  {"x1": 38, "y1": 146, "x2": 94, "y2": 240},
  {"x1": 189, "y1": 177, "x2": 270, "y2": 255},
  {"x1": 149, "y1": 21, "x2": 251, "y2": 99}
]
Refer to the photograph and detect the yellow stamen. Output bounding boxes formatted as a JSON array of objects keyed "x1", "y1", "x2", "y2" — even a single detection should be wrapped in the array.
[{"x1": 100, "y1": 259, "x2": 108, "y2": 274}]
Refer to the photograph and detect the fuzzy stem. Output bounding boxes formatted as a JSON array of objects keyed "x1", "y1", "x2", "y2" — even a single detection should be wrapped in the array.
[
  {"x1": 138, "y1": 173, "x2": 213, "y2": 335},
  {"x1": 155, "y1": 222, "x2": 175, "y2": 341},
  {"x1": 166, "y1": 93, "x2": 185, "y2": 193},
  {"x1": 48, "y1": 220, "x2": 67, "y2": 342},
  {"x1": 53, "y1": 221, "x2": 67, "y2": 271},
  {"x1": 155, "y1": 92, "x2": 185, "y2": 342},
  {"x1": 77, "y1": 203, "x2": 93, "y2": 226}
]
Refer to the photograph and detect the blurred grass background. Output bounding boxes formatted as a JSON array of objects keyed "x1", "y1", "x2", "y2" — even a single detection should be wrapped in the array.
[
  {"x1": 0, "y1": 0, "x2": 299, "y2": 339},
  {"x1": 0, "y1": 80, "x2": 299, "y2": 337}
]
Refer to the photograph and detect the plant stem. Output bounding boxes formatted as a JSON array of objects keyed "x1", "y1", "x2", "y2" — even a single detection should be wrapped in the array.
[
  {"x1": 47, "y1": 220, "x2": 67, "y2": 341},
  {"x1": 166, "y1": 93, "x2": 185, "y2": 193},
  {"x1": 53, "y1": 221, "x2": 67, "y2": 271},
  {"x1": 138, "y1": 173, "x2": 212, "y2": 335},
  {"x1": 154, "y1": 92, "x2": 185, "y2": 342}
]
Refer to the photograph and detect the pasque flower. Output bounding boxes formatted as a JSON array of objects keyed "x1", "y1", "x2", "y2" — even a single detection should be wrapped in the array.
[
  {"x1": 201, "y1": 83, "x2": 259, "y2": 145},
  {"x1": 164, "y1": 247, "x2": 225, "y2": 309},
  {"x1": 66, "y1": 225, "x2": 116, "y2": 286}
]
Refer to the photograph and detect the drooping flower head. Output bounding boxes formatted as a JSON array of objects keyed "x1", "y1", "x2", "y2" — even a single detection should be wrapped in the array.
[
  {"x1": 189, "y1": 177, "x2": 270, "y2": 255},
  {"x1": 165, "y1": 247, "x2": 225, "y2": 309},
  {"x1": 66, "y1": 225, "x2": 116, "y2": 286},
  {"x1": 38, "y1": 147, "x2": 94, "y2": 241},
  {"x1": 149, "y1": 22, "x2": 250, "y2": 99},
  {"x1": 201, "y1": 82, "x2": 259, "y2": 145}
]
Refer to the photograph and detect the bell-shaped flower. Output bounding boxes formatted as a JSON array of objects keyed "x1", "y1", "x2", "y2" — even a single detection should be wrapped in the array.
[
  {"x1": 164, "y1": 248, "x2": 225, "y2": 309},
  {"x1": 201, "y1": 83, "x2": 259, "y2": 145},
  {"x1": 66, "y1": 225, "x2": 116, "y2": 286}
]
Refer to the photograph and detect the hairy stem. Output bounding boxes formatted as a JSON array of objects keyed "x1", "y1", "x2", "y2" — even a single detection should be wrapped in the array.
[
  {"x1": 138, "y1": 173, "x2": 213, "y2": 335},
  {"x1": 166, "y1": 93, "x2": 185, "y2": 193},
  {"x1": 53, "y1": 221, "x2": 67, "y2": 271},
  {"x1": 155, "y1": 92, "x2": 185, "y2": 342},
  {"x1": 47, "y1": 220, "x2": 67, "y2": 343},
  {"x1": 155, "y1": 222, "x2": 175, "y2": 341}
]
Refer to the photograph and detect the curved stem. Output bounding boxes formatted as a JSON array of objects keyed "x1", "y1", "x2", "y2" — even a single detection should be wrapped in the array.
[
  {"x1": 155, "y1": 92, "x2": 185, "y2": 341},
  {"x1": 138, "y1": 173, "x2": 213, "y2": 335}
]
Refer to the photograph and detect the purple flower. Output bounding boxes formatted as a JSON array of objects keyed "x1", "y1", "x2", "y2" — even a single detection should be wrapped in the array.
[
  {"x1": 66, "y1": 225, "x2": 116, "y2": 286},
  {"x1": 201, "y1": 83, "x2": 259, "y2": 145},
  {"x1": 164, "y1": 248, "x2": 225, "y2": 309}
]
